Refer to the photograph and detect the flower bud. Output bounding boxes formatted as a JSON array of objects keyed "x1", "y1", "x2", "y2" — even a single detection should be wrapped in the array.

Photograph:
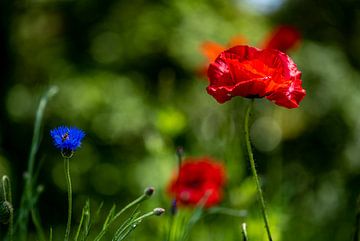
[
  {"x1": 61, "y1": 149, "x2": 74, "y2": 159},
  {"x1": 153, "y1": 208, "x2": 165, "y2": 216},
  {"x1": 0, "y1": 201, "x2": 12, "y2": 224},
  {"x1": 144, "y1": 187, "x2": 155, "y2": 197}
]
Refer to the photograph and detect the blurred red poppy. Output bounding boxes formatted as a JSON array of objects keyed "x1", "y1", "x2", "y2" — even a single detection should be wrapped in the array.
[
  {"x1": 201, "y1": 25, "x2": 301, "y2": 62},
  {"x1": 201, "y1": 35, "x2": 248, "y2": 63},
  {"x1": 206, "y1": 45, "x2": 306, "y2": 108},
  {"x1": 167, "y1": 157, "x2": 226, "y2": 208},
  {"x1": 200, "y1": 25, "x2": 301, "y2": 75},
  {"x1": 199, "y1": 36, "x2": 248, "y2": 76},
  {"x1": 261, "y1": 25, "x2": 301, "y2": 53}
]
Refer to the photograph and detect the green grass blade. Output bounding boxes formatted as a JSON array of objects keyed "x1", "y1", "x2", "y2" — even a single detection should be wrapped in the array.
[
  {"x1": 113, "y1": 212, "x2": 140, "y2": 241},
  {"x1": 49, "y1": 227, "x2": 52, "y2": 241},
  {"x1": 112, "y1": 207, "x2": 140, "y2": 241},
  {"x1": 75, "y1": 200, "x2": 90, "y2": 241},
  {"x1": 16, "y1": 86, "x2": 58, "y2": 240},
  {"x1": 31, "y1": 209, "x2": 47, "y2": 241},
  {"x1": 102, "y1": 204, "x2": 116, "y2": 230},
  {"x1": 93, "y1": 191, "x2": 149, "y2": 241}
]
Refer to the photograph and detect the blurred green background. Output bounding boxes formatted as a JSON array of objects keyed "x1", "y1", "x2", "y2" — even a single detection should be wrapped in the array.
[{"x1": 1, "y1": 0, "x2": 360, "y2": 240}]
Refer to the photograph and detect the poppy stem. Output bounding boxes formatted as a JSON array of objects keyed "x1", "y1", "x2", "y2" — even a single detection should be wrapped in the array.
[
  {"x1": 244, "y1": 100, "x2": 273, "y2": 241},
  {"x1": 64, "y1": 157, "x2": 72, "y2": 241}
]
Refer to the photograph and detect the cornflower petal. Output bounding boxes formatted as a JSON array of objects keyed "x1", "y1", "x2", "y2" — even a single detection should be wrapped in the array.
[{"x1": 50, "y1": 126, "x2": 85, "y2": 154}]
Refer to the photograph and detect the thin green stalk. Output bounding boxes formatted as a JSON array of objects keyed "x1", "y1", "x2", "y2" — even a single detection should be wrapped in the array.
[
  {"x1": 117, "y1": 209, "x2": 159, "y2": 239},
  {"x1": 31, "y1": 209, "x2": 46, "y2": 241},
  {"x1": 93, "y1": 193, "x2": 150, "y2": 241},
  {"x1": 127, "y1": 210, "x2": 156, "y2": 225},
  {"x1": 244, "y1": 100, "x2": 273, "y2": 241},
  {"x1": 166, "y1": 217, "x2": 174, "y2": 241},
  {"x1": 75, "y1": 200, "x2": 91, "y2": 241},
  {"x1": 17, "y1": 86, "x2": 58, "y2": 241},
  {"x1": 49, "y1": 227, "x2": 53, "y2": 241},
  {"x1": 166, "y1": 147, "x2": 183, "y2": 241},
  {"x1": 74, "y1": 204, "x2": 86, "y2": 241},
  {"x1": 64, "y1": 157, "x2": 72, "y2": 241}
]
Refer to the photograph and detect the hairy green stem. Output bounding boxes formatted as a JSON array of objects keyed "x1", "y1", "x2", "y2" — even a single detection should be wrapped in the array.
[
  {"x1": 64, "y1": 157, "x2": 72, "y2": 241},
  {"x1": 244, "y1": 100, "x2": 273, "y2": 241}
]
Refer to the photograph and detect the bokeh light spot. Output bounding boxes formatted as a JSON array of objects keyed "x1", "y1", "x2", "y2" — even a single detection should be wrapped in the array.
[{"x1": 251, "y1": 116, "x2": 282, "y2": 152}]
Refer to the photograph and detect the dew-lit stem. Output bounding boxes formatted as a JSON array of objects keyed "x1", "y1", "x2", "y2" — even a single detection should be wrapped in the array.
[
  {"x1": 244, "y1": 100, "x2": 273, "y2": 241},
  {"x1": 64, "y1": 157, "x2": 72, "y2": 241},
  {"x1": 121, "y1": 208, "x2": 164, "y2": 235}
]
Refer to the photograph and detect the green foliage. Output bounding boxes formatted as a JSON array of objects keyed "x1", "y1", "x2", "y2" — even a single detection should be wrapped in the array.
[
  {"x1": 1, "y1": 87, "x2": 164, "y2": 241},
  {"x1": 1, "y1": 0, "x2": 360, "y2": 240}
]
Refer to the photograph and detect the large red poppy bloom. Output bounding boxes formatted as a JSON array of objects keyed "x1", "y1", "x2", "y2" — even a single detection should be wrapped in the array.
[
  {"x1": 206, "y1": 45, "x2": 306, "y2": 108},
  {"x1": 167, "y1": 157, "x2": 226, "y2": 208}
]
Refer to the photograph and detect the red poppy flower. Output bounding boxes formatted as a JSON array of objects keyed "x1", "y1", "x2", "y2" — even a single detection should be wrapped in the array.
[
  {"x1": 167, "y1": 157, "x2": 226, "y2": 208},
  {"x1": 206, "y1": 45, "x2": 306, "y2": 108}
]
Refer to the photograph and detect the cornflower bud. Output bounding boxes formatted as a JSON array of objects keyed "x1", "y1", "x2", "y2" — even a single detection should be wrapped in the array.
[
  {"x1": 144, "y1": 187, "x2": 155, "y2": 197},
  {"x1": 153, "y1": 208, "x2": 165, "y2": 216}
]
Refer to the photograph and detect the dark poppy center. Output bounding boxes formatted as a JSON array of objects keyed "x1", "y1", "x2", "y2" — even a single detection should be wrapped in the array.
[
  {"x1": 246, "y1": 94, "x2": 261, "y2": 98},
  {"x1": 186, "y1": 179, "x2": 203, "y2": 188}
]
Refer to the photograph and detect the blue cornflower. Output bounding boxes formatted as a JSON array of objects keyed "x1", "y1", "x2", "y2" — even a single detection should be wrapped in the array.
[{"x1": 50, "y1": 126, "x2": 85, "y2": 157}]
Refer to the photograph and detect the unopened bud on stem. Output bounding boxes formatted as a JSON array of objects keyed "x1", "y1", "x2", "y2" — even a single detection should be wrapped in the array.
[
  {"x1": 153, "y1": 208, "x2": 165, "y2": 216},
  {"x1": 144, "y1": 187, "x2": 155, "y2": 197}
]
